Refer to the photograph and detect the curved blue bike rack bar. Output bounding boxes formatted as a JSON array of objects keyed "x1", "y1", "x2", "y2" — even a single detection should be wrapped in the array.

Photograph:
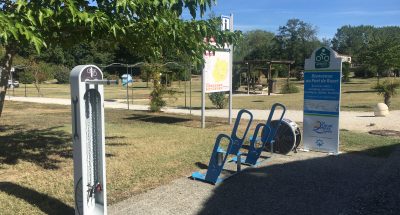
[
  {"x1": 191, "y1": 109, "x2": 253, "y2": 184},
  {"x1": 233, "y1": 103, "x2": 287, "y2": 166}
]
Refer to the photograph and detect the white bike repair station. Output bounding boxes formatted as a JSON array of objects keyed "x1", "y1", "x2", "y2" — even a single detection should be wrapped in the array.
[{"x1": 70, "y1": 65, "x2": 116, "y2": 215}]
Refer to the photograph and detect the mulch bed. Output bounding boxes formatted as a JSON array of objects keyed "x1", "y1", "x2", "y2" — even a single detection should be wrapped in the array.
[{"x1": 368, "y1": 129, "x2": 400, "y2": 137}]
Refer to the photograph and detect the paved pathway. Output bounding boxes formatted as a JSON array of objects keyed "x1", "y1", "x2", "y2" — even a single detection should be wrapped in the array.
[{"x1": 7, "y1": 96, "x2": 400, "y2": 132}]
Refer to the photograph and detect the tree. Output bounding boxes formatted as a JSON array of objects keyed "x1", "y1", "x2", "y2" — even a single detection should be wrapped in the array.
[
  {"x1": 331, "y1": 25, "x2": 400, "y2": 67},
  {"x1": 25, "y1": 60, "x2": 54, "y2": 96},
  {"x1": 331, "y1": 25, "x2": 375, "y2": 64},
  {"x1": 0, "y1": 0, "x2": 236, "y2": 117},
  {"x1": 274, "y1": 19, "x2": 320, "y2": 68},
  {"x1": 373, "y1": 79, "x2": 400, "y2": 107},
  {"x1": 234, "y1": 30, "x2": 275, "y2": 61},
  {"x1": 363, "y1": 36, "x2": 400, "y2": 82}
]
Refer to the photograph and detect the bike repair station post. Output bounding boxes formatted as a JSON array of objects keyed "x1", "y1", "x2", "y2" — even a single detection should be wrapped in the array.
[
  {"x1": 303, "y1": 47, "x2": 342, "y2": 154},
  {"x1": 201, "y1": 14, "x2": 233, "y2": 128},
  {"x1": 70, "y1": 65, "x2": 116, "y2": 215}
]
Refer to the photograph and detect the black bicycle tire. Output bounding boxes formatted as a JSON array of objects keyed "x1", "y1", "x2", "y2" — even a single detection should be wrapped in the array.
[{"x1": 263, "y1": 120, "x2": 296, "y2": 154}]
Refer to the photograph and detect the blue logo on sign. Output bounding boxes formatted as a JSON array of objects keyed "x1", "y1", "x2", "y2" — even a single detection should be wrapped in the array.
[
  {"x1": 313, "y1": 121, "x2": 333, "y2": 134},
  {"x1": 315, "y1": 139, "x2": 324, "y2": 147}
]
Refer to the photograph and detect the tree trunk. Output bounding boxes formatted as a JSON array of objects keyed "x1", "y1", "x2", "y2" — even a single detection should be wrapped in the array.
[
  {"x1": 0, "y1": 45, "x2": 16, "y2": 118},
  {"x1": 384, "y1": 94, "x2": 391, "y2": 107}
]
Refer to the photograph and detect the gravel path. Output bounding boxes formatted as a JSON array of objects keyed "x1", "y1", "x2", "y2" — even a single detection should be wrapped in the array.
[{"x1": 6, "y1": 96, "x2": 400, "y2": 132}]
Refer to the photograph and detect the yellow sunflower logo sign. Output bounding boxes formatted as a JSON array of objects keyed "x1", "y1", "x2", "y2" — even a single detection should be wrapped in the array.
[
  {"x1": 203, "y1": 51, "x2": 230, "y2": 93},
  {"x1": 212, "y1": 59, "x2": 228, "y2": 82}
]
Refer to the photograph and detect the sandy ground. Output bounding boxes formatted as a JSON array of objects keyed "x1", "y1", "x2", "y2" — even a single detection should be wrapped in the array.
[{"x1": 7, "y1": 96, "x2": 400, "y2": 133}]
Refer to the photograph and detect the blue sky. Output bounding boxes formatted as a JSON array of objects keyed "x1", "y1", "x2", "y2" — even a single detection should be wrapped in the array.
[{"x1": 190, "y1": 0, "x2": 400, "y2": 39}]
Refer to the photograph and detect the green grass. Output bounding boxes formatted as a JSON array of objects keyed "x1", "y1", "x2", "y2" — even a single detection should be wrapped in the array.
[
  {"x1": 0, "y1": 101, "x2": 399, "y2": 214},
  {"x1": 340, "y1": 130, "x2": 400, "y2": 157},
  {"x1": 0, "y1": 101, "x2": 231, "y2": 214},
  {"x1": 9, "y1": 77, "x2": 400, "y2": 111}
]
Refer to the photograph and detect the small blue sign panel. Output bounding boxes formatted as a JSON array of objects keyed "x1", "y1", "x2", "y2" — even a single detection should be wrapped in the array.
[{"x1": 304, "y1": 72, "x2": 341, "y2": 101}]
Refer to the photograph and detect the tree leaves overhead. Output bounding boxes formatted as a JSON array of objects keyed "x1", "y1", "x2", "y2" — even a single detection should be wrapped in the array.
[{"x1": 0, "y1": 0, "x2": 219, "y2": 54}]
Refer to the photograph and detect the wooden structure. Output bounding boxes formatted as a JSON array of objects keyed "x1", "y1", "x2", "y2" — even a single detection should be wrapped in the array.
[{"x1": 233, "y1": 60, "x2": 294, "y2": 95}]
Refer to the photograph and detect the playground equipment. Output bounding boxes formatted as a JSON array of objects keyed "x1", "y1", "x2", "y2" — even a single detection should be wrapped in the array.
[
  {"x1": 71, "y1": 65, "x2": 117, "y2": 215},
  {"x1": 191, "y1": 109, "x2": 254, "y2": 184}
]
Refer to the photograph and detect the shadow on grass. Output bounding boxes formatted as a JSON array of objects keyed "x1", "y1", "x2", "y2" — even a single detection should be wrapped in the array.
[
  {"x1": 125, "y1": 114, "x2": 191, "y2": 124},
  {"x1": 198, "y1": 144, "x2": 400, "y2": 215},
  {"x1": 0, "y1": 126, "x2": 72, "y2": 169},
  {"x1": 343, "y1": 90, "x2": 377, "y2": 93},
  {"x1": 174, "y1": 106, "x2": 222, "y2": 110},
  {"x1": 341, "y1": 105, "x2": 371, "y2": 109},
  {"x1": 0, "y1": 182, "x2": 74, "y2": 215},
  {"x1": 195, "y1": 162, "x2": 208, "y2": 170}
]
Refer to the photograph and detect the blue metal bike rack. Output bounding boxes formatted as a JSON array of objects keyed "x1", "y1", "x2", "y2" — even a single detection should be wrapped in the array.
[
  {"x1": 191, "y1": 109, "x2": 253, "y2": 184},
  {"x1": 232, "y1": 103, "x2": 286, "y2": 166}
]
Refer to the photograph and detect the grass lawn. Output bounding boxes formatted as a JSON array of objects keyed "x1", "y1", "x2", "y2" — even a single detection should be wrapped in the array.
[
  {"x1": 0, "y1": 101, "x2": 399, "y2": 214},
  {"x1": 8, "y1": 77, "x2": 400, "y2": 111}
]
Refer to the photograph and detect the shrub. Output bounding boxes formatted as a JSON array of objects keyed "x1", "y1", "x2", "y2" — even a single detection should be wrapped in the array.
[
  {"x1": 19, "y1": 71, "x2": 35, "y2": 84},
  {"x1": 149, "y1": 85, "x2": 167, "y2": 112},
  {"x1": 342, "y1": 62, "x2": 351, "y2": 82},
  {"x1": 373, "y1": 79, "x2": 400, "y2": 107},
  {"x1": 208, "y1": 92, "x2": 228, "y2": 109},
  {"x1": 280, "y1": 82, "x2": 299, "y2": 94},
  {"x1": 54, "y1": 65, "x2": 70, "y2": 84},
  {"x1": 353, "y1": 66, "x2": 376, "y2": 78}
]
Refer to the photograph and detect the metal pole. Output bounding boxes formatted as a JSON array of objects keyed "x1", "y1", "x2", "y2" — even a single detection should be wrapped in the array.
[
  {"x1": 190, "y1": 73, "x2": 192, "y2": 115},
  {"x1": 131, "y1": 67, "x2": 134, "y2": 104},
  {"x1": 247, "y1": 63, "x2": 250, "y2": 95},
  {"x1": 201, "y1": 69, "x2": 205, "y2": 128},
  {"x1": 184, "y1": 68, "x2": 187, "y2": 108},
  {"x1": 126, "y1": 64, "x2": 129, "y2": 110},
  {"x1": 228, "y1": 13, "x2": 234, "y2": 125},
  {"x1": 268, "y1": 63, "x2": 272, "y2": 96}
]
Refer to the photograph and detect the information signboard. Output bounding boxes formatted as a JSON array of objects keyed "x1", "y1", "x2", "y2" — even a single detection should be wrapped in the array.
[
  {"x1": 303, "y1": 47, "x2": 342, "y2": 154},
  {"x1": 203, "y1": 51, "x2": 231, "y2": 93}
]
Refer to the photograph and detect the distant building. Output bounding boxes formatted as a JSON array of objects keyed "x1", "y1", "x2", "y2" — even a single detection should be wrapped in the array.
[{"x1": 337, "y1": 54, "x2": 351, "y2": 64}]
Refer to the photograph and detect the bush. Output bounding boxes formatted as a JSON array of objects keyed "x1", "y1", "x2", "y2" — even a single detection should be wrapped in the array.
[
  {"x1": 208, "y1": 92, "x2": 228, "y2": 109},
  {"x1": 54, "y1": 65, "x2": 70, "y2": 84},
  {"x1": 353, "y1": 66, "x2": 376, "y2": 78},
  {"x1": 19, "y1": 71, "x2": 35, "y2": 84},
  {"x1": 280, "y1": 82, "x2": 300, "y2": 94},
  {"x1": 149, "y1": 84, "x2": 168, "y2": 112},
  {"x1": 373, "y1": 79, "x2": 400, "y2": 107},
  {"x1": 342, "y1": 62, "x2": 351, "y2": 82}
]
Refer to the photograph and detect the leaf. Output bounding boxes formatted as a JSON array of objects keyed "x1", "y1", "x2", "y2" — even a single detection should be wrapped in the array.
[{"x1": 39, "y1": 10, "x2": 44, "y2": 25}]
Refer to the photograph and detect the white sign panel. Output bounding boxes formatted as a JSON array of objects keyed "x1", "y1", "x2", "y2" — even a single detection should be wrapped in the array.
[
  {"x1": 221, "y1": 15, "x2": 230, "y2": 31},
  {"x1": 204, "y1": 51, "x2": 231, "y2": 93},
  {"x1": 303, "y1": 47, "x2": 342, "y2": 154}
]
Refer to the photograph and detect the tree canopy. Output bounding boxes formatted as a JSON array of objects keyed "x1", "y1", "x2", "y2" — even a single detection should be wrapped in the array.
[{"x1": 0, "y1": 0, "x2": 239, "y2": 117}]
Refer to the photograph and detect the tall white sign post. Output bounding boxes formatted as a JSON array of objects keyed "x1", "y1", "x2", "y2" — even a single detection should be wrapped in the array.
[
  {"x1": 303, "y1": 47, "x2": 342, "y2": 154},
  {"x1": 71, "y1": 65, "x2": 114, "y2": 215},
  {"x1": 201, "y1": 14, "x2": 233, "y2": 128}
]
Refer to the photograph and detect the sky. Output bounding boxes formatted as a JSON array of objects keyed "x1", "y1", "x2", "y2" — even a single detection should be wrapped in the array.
[{"x1": 185, "y1": 0, "x2": 400, "y2": 39}]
